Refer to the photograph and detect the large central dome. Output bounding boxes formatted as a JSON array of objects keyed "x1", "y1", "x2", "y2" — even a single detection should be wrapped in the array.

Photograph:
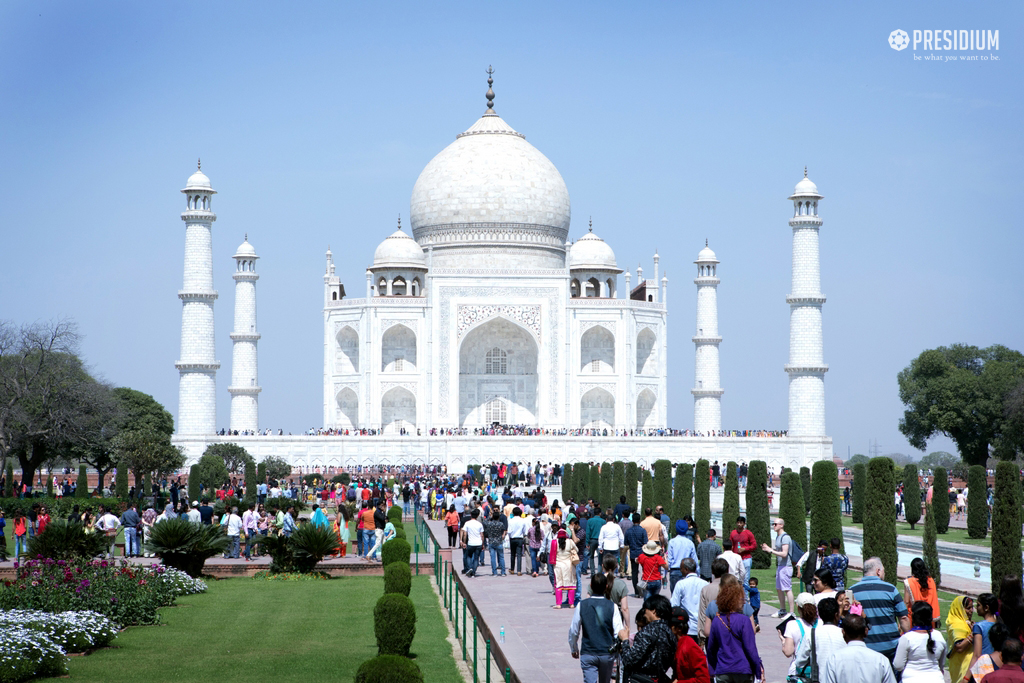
[{"x1": 409, "y1": 80, "x2": 571, "y2": 269}]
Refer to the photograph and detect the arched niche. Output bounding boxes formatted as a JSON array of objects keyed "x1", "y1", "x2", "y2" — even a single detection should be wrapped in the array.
[
  {"x1": 636, "y1": 328, "x2": 656, "y2": 375},
  {"x1": 336, "y1": 326, "x2": 359, "y2": 374},
  {"x1": 336, "y1": 387, "x2": 358, "y2": 430},
  {"x1": 458, "y1": 317, "x2": 538, "y2": 427},
  {"x1": 581, "y1": 326, "x2": 615, "y2": 373},
  {"x1": 580, "y1": 387, "x2": 615, "y2": 429},
  {"x1": 636, "y1": 388, "x2": 657, "y2": 430},
  {"x1": 381, "y1": 386, "x2": 416, "y2": 434},
  {"x1": 382, "y1": 324, "x2": 416, "y2": 372}
]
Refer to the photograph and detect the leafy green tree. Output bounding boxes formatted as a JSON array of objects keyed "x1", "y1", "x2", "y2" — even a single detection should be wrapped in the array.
[
  {"x1": 694, "y1": 459, "x2": 710, "y2": 539},
  {"x1": 624, "y1": 462, "x2": 639, "y2": 510},
  {"x1": 612, "y1": 461, "x2": 625, "y2": 510},
  {"x1": 745, "y1": 461, "x2": 772, "y2": 569},
  {"x1": 799, "y1": 467, "x2": 812, "y2": 514},
  {"x1": 256, "y1": 461, "x2": 266, "y2": 484},
  {"x1": 919, "y1": 451, "x2": 958, "y2": 471},
  {"x1": 599, "y1": 464, "x2": 613, "y2": 509},
  {"x1": 967, "y1": 465, "x2": 988, "y2": 539},
  {"x1": 674, "y1": 463, "x2": 693, "y2": 523},
  {"x1": 188, "y1": 464, "x2": 201, "y2": 503},
  {"x1": 76, "y1": 464, "x2": 89, "y2": 498},
  {"x1": 588, "y1": 464, "x2": 600, "y2": 504},
  {"x1": 863, "y1": 457, "x2": 898, "y2": 583},
  {"x1": 261, "y1": 455, "x2": 292, "y2": 482},
  {"x1": 810, "y1": 460, "x2": 844, "y2": 554},
  {"x1": 641, "y1": 469, "x2": 653, "y2": 515},
  {"x1": 203, "y1": 442, "x2": 253, "y2": 475},
  {"x1": 931, "y1": 467, "x2": 950, "y2": 533},
  {"x1": 194, "y1": 452, "x2": 229, "y2": 492},
  {"x1": 990, "y1": 461, "x2": 1022, "y2": 593},
  {"x1": 722, "y1": 462, "x2": 739, "y2": 534},
  {"x1": 846, "y1": 454, "x2": 870, "y2": 467},
  {"x1": 922, "y1": 502, "x2": 941, "y2": 587},
  {"x1": 113, "y1": 430, "x2": 185, "y2": 492},
  {"x1": 903, "y1": 464, "x2": 922, "y2": 529},
  {"x1": 779, "y1": 471, "x2": 806, "y2": 554},
  {"x1": 898, "y1": 344, "x2": 1024, "y2": 466},
  {"x1": 851, "y1": 463, "x2": 866, "y2": 523},
  {"x1": 46, "y1": 474, "x2": 54, "y2": 497},
  {"x1": 653, "y1": 459, "x2": 673, "y2": 512}
]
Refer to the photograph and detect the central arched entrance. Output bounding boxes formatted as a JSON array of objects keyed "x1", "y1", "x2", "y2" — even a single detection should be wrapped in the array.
[{"x1": 458, "y1": 317, "x2": 538, "y2": 427}]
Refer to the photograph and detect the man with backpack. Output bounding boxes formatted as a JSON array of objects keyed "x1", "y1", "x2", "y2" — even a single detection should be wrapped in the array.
[{"x1": 762, "y1": 516, "x2": 796, "y2": 618}]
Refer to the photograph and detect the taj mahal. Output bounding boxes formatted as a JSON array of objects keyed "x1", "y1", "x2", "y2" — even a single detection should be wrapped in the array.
[{"x1": 170, "y1": 71, "x2": 833, "y2": 472}]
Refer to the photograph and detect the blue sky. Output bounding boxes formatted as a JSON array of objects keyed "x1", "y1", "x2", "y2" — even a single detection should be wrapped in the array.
[{"x1": 2, "y1": 1, "x2": 1020, "y2": 459}]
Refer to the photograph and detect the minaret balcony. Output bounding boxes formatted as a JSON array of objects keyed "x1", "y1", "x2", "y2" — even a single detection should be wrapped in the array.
[
  {"x1": 230, "y1": 332, "x2": 261, "y2": 341},
  {"x1": 693, "y1": 277, "x2": 720, "y2": 285},
  {"x1": 786, "y1": 295, "x2": 826, "y2": 305},
  {"x1": 784, "y1": 364, "x2": 829, "y2": 374},
  {"x1": 175, "y1": 361, "x2": 222, "y2": 371},
  {"x1": 228, "y1": 385, "x2": 262, "y2": 395},
  {"x1": 179, "y1": 291, "x2": 219, "y2": 301},
  {"x1": 180, "y1": 210, "x2": 217, "y2": 222},
  {"x1": 788, "y1": 215, "x2": 822, "y2": 227},
  {"x1": 691, "y1": 335, "x2": 723, "y2": 344},
  {"x1": 691, "y1": 388, "x2": 725, "y2": 397},
  {"x1": 232, "y1": 272, "x2": 259, "y2": 282}
]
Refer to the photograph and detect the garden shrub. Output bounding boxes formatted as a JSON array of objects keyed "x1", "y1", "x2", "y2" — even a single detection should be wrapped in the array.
[
  {"x1": 0, "y1": 497, "x2": 124, "y2": 521},
  {"x1": 0, "y1": 609, "x2": 118, "y2": 653},
  {"x1": 967, "y1": 465, "x2": 988, "y2": 539},
  {"x1": 611, "y1": 461, "x2": 625, "y2": 509},
  {"x1": 255, "y1": 534, "x2": 295, "y2": 574},
  {"x1": 779, "y1": 471, "x2": 806, "y2": 554},
  {"x1": 588, "y1": 466, "x2": 600, "y2": 505},
  {"x1": 799, "y1": 467, "x2": 812, "y2": 514},
  {"x1": 624, "y1": 462, "x2": 639, "y2": 510},
  {"x1": 188, "y1": 465, "x2": 201, "y2": 505},
  {"x1": 810, "y1": 460, "x2": 843, "y2": 553},
  {"x1": 26, "y1": 520, "x2": 108, "y2": 561},
  {"x1": 388, "y1": 505, "x2": 403, "y2": 521},
  {"x1": 745, "y1": 461, "x2": 771, "y2": 569},
  {"x1": 115, "y1": 471, "x2": 129, "y2": 500},
  {"x1": 674, "y1": 463, "x2": 693, "y2": 523},
  {"x1": 599, "y1": 464, "x2": 613, "y2": 509},
  {"x1": 384, "y1": 562, "x2": 412, "y2": 596},
  {"x1": 257, "y1": 461, "x2": 267, "y2": 485},
  {"x1": 561, "y1": 463, "x2": 572, "y2": 502},
  {"x1": 864, "y1": 457, "x2": 897, "y2": 583},
  {"x1": 641, "y1": 469, "x2": 653, "y2": 516},
  {"x1": 851, "y1": 462, "x2": 866, "y2": 524},
  {"x1": 0, "y1": 624, "x2": 67, "y2": 683},
  {"x1": 903, "y1": 464, "x2": 921, "y2": 529},
  {"x1": 722, "y1": 463, "x2": 739, "y2": 534},
  {"x1": 76, "y1": 465, "x2": 89, "y2": 498},
  {"x1": 991, "y1": 461, "x2": 1022, "y2": 594},
  {"x1": 694, "y1": 459, "x2": 710, "y2": 538},
  {"x1": 922, "y1": 502, "x2": 941, "y2": 587},
  {"x1": 145, "y1": 517, "x2": 229, "y2": 577},
  {"x1": 355, "y1": 654, "x2": 424, "y2": 683},
  {"x1": 394, "y1": 527, "x2": 407, "y2": 540},
  {"x1": 653, "y1": 460, "x2": 672, "y2": 512},
  {"x1": 382, "y1": 538, "x2": 412, "y2": 567},
  {"x1": 264, "y1": 496, "x2": 307, "y2": 513},
  {"x1": 373, "y1": 593, "x2": 417, "y2": 656},
  {"x1": 574, "y1": 463, "x2": 589, "y2": 503},
  {"x1": 931, "y1": 466, "x2": 949, "y2": 533},
  {"x1": 290, "y1": 523, "x2": 340, "y2": 573}
]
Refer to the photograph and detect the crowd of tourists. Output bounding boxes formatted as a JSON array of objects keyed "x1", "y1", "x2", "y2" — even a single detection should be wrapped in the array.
[{"x1": 221, "y1": 425, "x2": 792, "y2": 438}]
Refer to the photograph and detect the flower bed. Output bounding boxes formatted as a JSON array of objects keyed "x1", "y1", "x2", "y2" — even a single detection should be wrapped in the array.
[
  {"x1": 155, "y1": 566, "x2": 208, "y2": 595},
  {"x1": 0, "y1": 609, "x2": 118, "y2": 653},
  {"x1": 252, "y1": 569, "x2": 331, "y2": 581},
  {"x1": 0, "y1": 624, "x2": 67, "y2": 683}
]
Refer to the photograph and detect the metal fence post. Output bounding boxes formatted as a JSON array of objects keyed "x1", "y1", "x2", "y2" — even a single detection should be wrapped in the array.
[
  {"x1": 486, "y1": 639, "x2": 491, "y2": 683},
  {"x1": 505, "y1": 666, "x2": 510, "y2": 683},
  {"x1": 473, "y1": 615, "x2": 478, "y2": 683},
  {"x1": 462, "y1": 598, "x2": 467, "y2": 661},
  {"x1": 414, "y1": 536, "x2": 419, "y2": 575}
]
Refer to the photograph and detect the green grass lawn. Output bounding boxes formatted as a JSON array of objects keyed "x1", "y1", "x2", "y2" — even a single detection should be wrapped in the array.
[
  {"x1": 42, "y1": 575, "x2": 462, "y2": 683},
  {"x1": 844, "y1": 519, "x2": 992, "y2": 547}
]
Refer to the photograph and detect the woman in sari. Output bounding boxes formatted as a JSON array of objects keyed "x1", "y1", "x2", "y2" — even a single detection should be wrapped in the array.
[
  {"x1": 552, "y1": 528, "x2": 578, "y2": 608},
  {"x1": 904, "y1": 558, "x2": 941, "y2": 627},
  {"x1": 946, "y1": 595, "x2": 974, "y2": 683}
]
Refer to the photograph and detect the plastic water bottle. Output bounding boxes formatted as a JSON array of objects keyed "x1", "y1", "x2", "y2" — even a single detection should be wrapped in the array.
[{"x1": 499, "y1": 626, "x2": 505, "y2": 644}]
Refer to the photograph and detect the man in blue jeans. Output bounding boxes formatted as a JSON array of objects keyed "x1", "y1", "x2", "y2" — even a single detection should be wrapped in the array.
[
  {"x1": 584, "y1": 507, "x2": 604, "y2": 575},
  {"x1": 482, "y1": 510, "x2": 507, "y2": 576},
  {"x1": 568, "y1": 573, "x2": 625, "y2": 683},
  {"x1": 460, "y1": 508, "x2": 485, "y2": 577}
]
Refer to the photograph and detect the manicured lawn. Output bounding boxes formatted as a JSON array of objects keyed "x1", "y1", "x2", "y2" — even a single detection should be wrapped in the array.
[
  {"x1": 845, "y1": 519, "x2": 992, "y2": 547},
  {"x1": 43, "y1": 575, "x2": 461, "y2": 683}
]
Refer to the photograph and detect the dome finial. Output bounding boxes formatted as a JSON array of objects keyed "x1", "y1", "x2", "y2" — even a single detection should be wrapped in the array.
[
  {"x1": 705, "y1": 238, "x2": 708, "y2": 247},
  {"x1": 197, "y1": 158, "x2": 201, "y2": 171},
  {"x1": 589, "y1": 216, "x2": 592, "y2": 232},
  {"x1": 397, "y1": 214, "x2": 402, "y2": 231},
  {"x1": 804, "y1": 166, "x2": 808, "y2": 178},
  {"x1": 244, "y1": 233, "x2": 248, "y2": 241},
  {"x1": 484, "y1": 65, "x2": 496, "y2": 115}
]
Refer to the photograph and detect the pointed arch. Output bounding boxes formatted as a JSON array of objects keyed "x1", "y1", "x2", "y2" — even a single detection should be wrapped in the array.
[
  {"x1": 382, "y1": 324, "x2": 416, "y2": 372},
  {"x1": 636, "y1": 388, "x2": 657, "y2": 430},
  {"x1": 335, "y1": 326, "x2": 359, "y2": 374},
  {"x1": 581, "y1": 325, "x2": 615, "y2": 373},
  {"x1": 381, "y1": 386, "x2": 416, "y2": 434},
  {"x1": 336, "y1": 387, "x2": 359, "y2": 430},
  {"x1": 636, "y1": 328, "x2": 657, "y2": 375},
  {"x1": 580, "y1": 387, "x2": 615, "y2": 429}
]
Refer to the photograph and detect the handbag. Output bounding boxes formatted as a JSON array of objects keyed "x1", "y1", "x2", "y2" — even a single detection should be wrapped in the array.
[{"x1": 569, "y1": 543, "x2": 580, "y2": 566}]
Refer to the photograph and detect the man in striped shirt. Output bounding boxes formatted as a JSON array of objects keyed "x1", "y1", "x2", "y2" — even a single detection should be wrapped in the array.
[{"x1": 849, "y1": 556, "x2": 910, "y2": 663}]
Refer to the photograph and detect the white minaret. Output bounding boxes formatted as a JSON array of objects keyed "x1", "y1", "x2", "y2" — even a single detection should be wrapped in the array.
[
  {"x1": 228, "y1": 235, "x2": 261, "y2": 433},
  {"x1": 692, "y1": 241, "x2": 723, "y2": 434},
  {"x1": 786, "y1": 168, "x2": 828, "y2": 436},
  {"x1": 175, "y1": 162, "x2": 219, "y2": 434}
]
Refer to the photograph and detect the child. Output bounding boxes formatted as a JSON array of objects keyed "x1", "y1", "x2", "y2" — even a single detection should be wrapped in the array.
[
  {"x1": 13, "y1": 511, "x2": 28, "y2": 559},
  {"x1": 746, "y1": 576, "x2": 761, "y2": 632}
]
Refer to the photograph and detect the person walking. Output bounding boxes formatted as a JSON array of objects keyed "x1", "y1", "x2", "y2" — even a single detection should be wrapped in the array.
[
  {"x1": 821, "y1": 613, "x2": 896, "y2": 683},
  {"x1": 618, "y1": 595, "x2": 677, "y2": 683},
  {"x1": 984, "y1": 638, "x2": 1024, "y2": 683},
  {"x1": 819, "y1": 537, "x2": 849, "y2": 591},
  {"x1": 483, "y1": 509, "x2": 507, "y2": 576},
  {"x1": 568, "y1": 573, "x2": 626, "y2": 683},
  {"x1": 729, "y1": 516, "x2": 757, "y2": 596},
  {"x1": 706, "y1": 577, "x2": 764, "y2": 682},
  {"x1": 637, "y1": 541, "x2": 667, "y2": 602},
  {"x1": 460, "y1": 508, "x2": 485, "y2": 577},
  {"x1": 670, "y1": 558, "x2": 704, "y2": 642},
  {"x1": 96, "y1": 505, "x2": 121, "y2": 559},
  {"x1": 902, "y1": 558, "x2": 940, "y2": 627},
  {"x1": 120, "y1": 502, "x2": 141, "y2": 558},
  {"x1": 761, "y1": 517, "x2": 794, "y2": 618},
  {"x1": 597, "y1": 513, "x2": 624, "y2": 571},
  {"x1": 794, "y1": 597, "x2": 848, "y2": 681},
  {"x1": 667, "y1": 606, "x2": 710, "y2": 683},
  {"x1": 893, "y1": 602, "x2": 947, "y2": 683},
  {"x1": 553, "y1": 528, "x2": 579, "y2": 608},
  {"x1": 508, "y1": 506, "x2": 529, "y2": 575},
  {"x1": 945, "y1": 595, "x2": 975, "y2": 683},
  {"x1": 526, "y1": 517, "x2": 544, "y2": 577},
  {"x1": 667, "y1": 520, "x2": 698, "y2": 593},
  {"x1": 849, "y1": 556, "x2": 910, "y2": 663},
  {"x1": 625, "y1": 513, "x2": 648, "y2": 598},
  {"x1": 697, "y1": 529, "x2": 723, "y2": 582}
]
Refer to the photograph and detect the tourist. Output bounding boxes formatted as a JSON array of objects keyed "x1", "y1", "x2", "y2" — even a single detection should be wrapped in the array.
[
  {"x1": 706, "y1": 576, "x2": 764, "y2": 682},
  {"x1": 719, "y1": 539, "x2": 745, "y2": 588},
  {"x1": 795, "y1": 597, "x2": 847, "y2": 680},
  {"x1": 670, "y1": 557, "x2": 703, "y2": 641},
  {"x1": 849, "y1": 556, "x2": 910, "y2": 663},
  {"x1": 761, "y1": 517, "x2": 794, "y2": 618},
  {"x1": 696, "y1": 529, "x2": 722, "y2": 582},
  {"x1": 619, "y1": 594, "x2": 677, "y2": 683},
  {"x1": 668, "y1": 606, "x2": 709, "y2": 683},
  {"x1": 526, "y1": 516, "x2": 544, "y2": 577},
  {"x1": 366, "y1": 501, "x2": 387, "y2": 561},
  {"x1": 483, "y1": 509, "x2": 507, "y2": 576},
  {"x1": 819, "y1": 537, "x2": 849, "y2": 591},
  {"x1": 729, "y1": 515, "x2": 757, "y2": 595},
  {"x1": 223, "y1": 506, "x2": 243, "y2": 558},
  {"x1": 640, "y1": 507, "x2": 666, "y2": 547},
  {"x1": 460, "y1": 508, "x2": 484, "y2": 577},
  {"x1": 445, "y1": 504, "x2": 461, "y2": 548},
  {"x1": 982, "y1": 637, "x2": 1024, "y2": 683},
  {"x1": 597, "y1": 513, "x2": 624, "y2": 570},
  {"x1": 893, "y1": 601, "x2": 947, "y2": 683},
  {"x1": 584, "y1": 507, "x2": 605, "y2": 576},
  {"x1": 811, "y1": 567, "x2": 838, "y2": 607},
  {"x1": 625, "y1": 513, "x2": 648, "y2": 597},
  {"x1": 903, "y1": 558, "x2": 940, "y2": 627},
  {"x1": 553, "y1": 528, "x2": 579, "y2": 608},
  {"x1": 97, "y1": 505, "x2": 121, "y2": 559},
  {"x1": 969, "y1": 622, "x2": 1009, "y2": 682},
  {"x1": 617, "y1": 511, "x2": 634, "y2": 578},
  {"x1": 282, "y1": 505, "x2": 297, "y2": 537},
  {"x1": 120, "y1": 502, "x2": 141, "y2": 557},
  {"x1": 970, "y1": 593, "x2": 1000, "y2": 668},
  {"x1": 998, "y1": 574, "x2": 1024, "y2": 644},
  {"x1": 946, "y1": 595, "x2": 975, "y2": 683},
  {"x1": 666, "y1": 520, "x2": 698, "y2": 593},
  {"x1": 746, "y1": 577, "x2": 762, "y2": 630},
  {"x1": 697, "y1": 558, "x2": 728, "y2": 642},
  {"x1": 242, "y1": 503, "x2": 259, "y2": 561},
  {"x1": 600, "y1": 555, "x2": 631, "y2": 637},
  {"x1": 637, "y1": 541, "x2": 667, "y2": 602},
  {"x1": 13, "y1": 510, "x2": 27, "y2": 559},
  {"x1": 567, "y1": 572, "x2": 625, "y2": 683},
  {"x1": 781, "y1": 593, "x2": 818, "y2": 680},
  {"x1": 821, "y1": 613, "x2": 896, "y2": 683},
  {"x1": 508, "y1": 506, "x2": 529, "y2": 576}
]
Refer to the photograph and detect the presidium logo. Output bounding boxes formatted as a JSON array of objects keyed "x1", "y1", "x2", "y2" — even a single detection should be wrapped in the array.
[
  {"x1": 888, "y1": 28, "x2": 1000, "y2": 61},
  {"x1": 889, "y1": 30, "x2": 910, "y2": 51}
]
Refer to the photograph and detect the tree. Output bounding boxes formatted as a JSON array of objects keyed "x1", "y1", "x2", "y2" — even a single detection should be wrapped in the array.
[
  {"x1": 261, "y1": 455, "x2": 292, "y2": 483},
  {"x1": 722, "y1": 462, "x2": 739, "y2": 534},
  {"x1": 863, "y1": 457, "x2": 898, "y2": 583},
  {"x1": 245, "y1": 460, "x2": 258, "y2": 502},
  {"x1": 115, "y1": 468, "x2": 129, "y2": 499},
  {"x1": 965, "y1": 465, "x2": 987, "y2": 539},
  {"x1": 256, "y1": 461, "x2": 266, "y2": 484},
  {"x1": 918, "y1": 504, "x2": 941, "y2": 591},
  {"x1": 846, "y1": 454, "x2": 870, "y2": 467},
  {"x1": 779, "y1": 471, "x2": 806, "y2": 555},
  {"x1": 851, "y1": 463, "x2": 867, "y2": 524},
  {"x1": 572, "y1": 463, "x2": 587, "y2": 503},
  {"x1": 112, "y1": 387, "x2": 174, "y2": 436},
  {"x1": 919, "y1": 451, "x2": 958, "y2": 471},
  {"x1": 810, "y1": 460, "x2": 844, "y2": 553},
  {"x1": 799, "y1": 467, "x2": 812, "y2": 514},
  {"x1": 745, "y1": 461, "x2": 772, "y2": 569},
  {"x1": 188, "y1": 464, "x2": 201, "y2": 503},
  {"x1": 4, "y1": 461, "x2": 12, "y2": 497},
  {"x1": 931, "y1": 467, "x2": 950, "y2": 533},
  {"x1": 194, "y1": 452, "x2": 229, "y2": 492},
  {"x1": 898, "y1": 344, "x2": 1024, "y2": 466},
  {"x1": 611, "y1": 461, "x2": 625, "y2": 509},
  {"x1": 624, "y1": 462, "x2": 639, "y2": 510},
  {"x1": 560, "y1": 462, "x2": 572, "y2": 503},
  {"x1": 675, "y1": 463, "x2": 693, "y2": 523},
  {"x1": 204, "y1": 442, "x2": 253, "y2": 475},
  {"x1": 76, "y1": 464, "x2": 89, "y2": 498},
  {"x1": 641, "y1": 469, "x2": 653, "y2": 515},
  {"x1": 903, "y1": 464, "x2": 922, "y2": 529},
  {"x1": 653, "y1": 459, "x2": 673, "y2": 513},
  {"x1": 599, "y1": 464, "x2": 613, "y2": 509},
  {"x1": 990, "y1": 461, "x2": 1022, "y2": 594},
  {"x1": 694, "y1": 459, "x2": 710, "y2": 540},
  {"x1": 112, "y1": 430, "x2": 186, "y2": 490}
]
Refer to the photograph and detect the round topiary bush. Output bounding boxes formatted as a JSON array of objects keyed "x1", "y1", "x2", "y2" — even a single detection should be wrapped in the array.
[
  {"x1": 355, "y1": 654, "x2": 424, "y2": 683},
  {"x1": 384, "y1": 562, "x2": 412, "y2": 596},
  {"x1": 381, "y1": 538, "x2": 412, "y2": 567},
  {"x1": 374, "y1": 593, "x2": 416, "y2": 656},
  {"x1": 387, "y1": 505, "x2": 403, "y2": 521},
  {"x1": 394, "y1": 527, "x2": 407, "y2": 540}
]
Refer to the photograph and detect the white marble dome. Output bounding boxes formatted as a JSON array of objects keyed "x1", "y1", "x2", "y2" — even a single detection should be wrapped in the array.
[
  {"x1": 185, "y1": 169, "x2": 212, "y2": 190},
  {"x1": 234, "y1": 237, "x2": 257, "y2": 258},
  {"x1": 372, "y1": 228, "x2": 427, "y2": 269},
  {"x1": 791, "y1": 174, "x2": 820, "y2": 197},
  {"x1": 409, "y1": 114, "x2": 571, "y2": 241},
  {"x1": 569, "y1": 230, "x2": 620, "y2": 271},
  {"x1": 696, "y1": 245, "x2": 718, "y2": 263}
]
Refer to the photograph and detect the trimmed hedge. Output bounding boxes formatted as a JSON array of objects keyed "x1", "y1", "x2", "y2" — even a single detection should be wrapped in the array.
[
  {"x1": 381, "y1": 538, "x2": 412, "y2": 567},
  {"x1": 931, "y1": 467, "x2": 950, "y2": 533},
  {"x1": 653, "y1": 460, "x2": 673, "y2": 513},
  {"x1": 863, "y1": 457, "x2": 898, "y2": 583},
  {"x1": 355, "y1": 654, "x2": 424, "y2": 683},
  {"x1": 612, "y1": 461, "x2": 626, "y2": 511},
  {"x1": 76, "y1": 465, "x2": 89, "y2": 498},
  {"x1": 384, "y1": 562, "x2": 412, "y2": 596},
  {"x1": 810, "y1": 460, "x2": 844, "y2": 553},
  {"x1": 851, "y1": 463, "x2": 866, "y2": 524},
  {"x1": 388, "y1": 505, "x2": 403, "y2": 522},
  {"x1": 561, "y1": 463, "x2": 572, "y2": 503},
  {"x1": 923, "y1": 502, "x2": 941, "y2": 587},
  {"x1": 674, "y1": 463, "x2": 693, "y2": 524},
  {"x1": 745, "y1": 461, "x2": 771, "y2": 569},
  {"x1": 188, "y1": 465, "x2": 201, "y2": 504},
  {"x1": 694, "y1": 459, "x2": 710, "y2": 540},
  {"x1": 599, "y1": 464, "x2": 613, "y2": 509},
  {"x1": 799, "y1": 467, "x2": 812, "y2": 514},
  {"x1": 991, "y1": 461, "x2": 1022, "y2": 594},
  {"x1": 641, "y1": 469, "x2": 653, "y2": 516},
  {"x1": 624, "y1": 462, "x2": 639, "y2": 510},
  {"x1": 903, "y1": 464, "x2": 921, "y2": 529},
  {"x1": 373, "y1": 593, "x2": 417, "y2": 656},
  {"x1": 966, "y1": 465, "x2": 987, "y2": 539},
  {"x1": 722, "y1": 462, "x2": 739, "y2": 534},
  {"x1": 588, "y1": 465, "x2": 600, "y2": 505},
  {"x1": 779, "y1": 471, "x2": 806, "y2": 555},
  {"x1": 574, "y1": 463, "x2": 590, "y2": 503}
]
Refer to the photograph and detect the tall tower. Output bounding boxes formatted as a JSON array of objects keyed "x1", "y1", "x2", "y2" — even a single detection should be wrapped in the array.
[
  {"x1": 786, "y1": 169, "x2": 828, "y2": 436},
  {"x1": 175, "y1": 162, "x2": 219, "y2": 434},
  {"x1": 692, "y1": 241, "x2": 723, "y2": 434},
  {"x1": 228, "y1": 235, "x2": 261, "y2": 433}
]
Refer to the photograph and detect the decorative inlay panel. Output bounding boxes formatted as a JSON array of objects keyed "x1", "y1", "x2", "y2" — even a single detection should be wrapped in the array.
[{"x1": 457, "y1": 305, "x2": 541, "y2": 339}]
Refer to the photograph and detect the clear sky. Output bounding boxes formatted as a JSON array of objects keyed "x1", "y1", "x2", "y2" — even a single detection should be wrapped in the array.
[{"x1": 2, "y1": 1, "x2": 1020, "y2": 460}]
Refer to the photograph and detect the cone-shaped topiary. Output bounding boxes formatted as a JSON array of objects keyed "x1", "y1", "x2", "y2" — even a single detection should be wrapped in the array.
[
  {"x1": 188, "y1": 464, "x2": 201, "y2": 504},
  {"x1": 384, "y1": 561, "x2": 412, "y2": 596},
  {"x1": 355, "y1": 654, "x2": 424, "y2": 683},
  {"x1": 653, "y1": 460, "x2": 673, "y2": 513},
  {"x1": 4, "y1": 462, "x2": 13, "y2": 497},
  {"x1": 722, "y1": 463, "x2": 739, "y2": 535},
  {"x1": 694, "y1": 459, "x2": 711, "y2": 540},
  {"x1": 600, "y1": 463, "x2": 614, "y2": 509},
  {"x1": 674, "y1": 464, "x2": 693, "y2": 524},
  {"x1": 561, "y1": 463, "x2": 572, "y2": 503},
  {"x1": 967, "y1": 465, "x2": 988, "y2": 539},
  {"x1": 779, "y1": 471, "x2": 806, "y2": 556},
  {"x1": 245, "y1": 460, "x2": 258, "y2": 502},
  {"x1": 851, "y1": 463, "x2": 866, "y2": 524},
  {"x1": 612, "y1": 461, "x2": 626, "y2": 511},
  {"x1": 863, "y1": 457, "x2": 898, "y2": 583},
  {"x1": 382, "y1": 538, "x2": 412, "y2": 567},
  {"x1": 625, "y1": 462, "x2": 639, "y2": 510},
  {"x1": 115, "y1": 470, "x2": 129, "y2": 499},
  {"x1": 922, "y1": 502, "x2": 941, "y2": 588},
  {"x1": 810, "y1": 460, "x2": 844, "y2": 554},
  {"x1": 903, "y1": 464, "x2": 921, "y2": 530},
  {"x1": 588, "y1": 465, "x2": 600, "y2": 505},
  {"x1": 575, "y1": 463, "x2": 590, "y2": 503},
  {"x1": 990, "y1": 461, "x2": 1022, "y2": 594},
  {"x1": 800, "y1": 467, "x2": 812, "y2": 514},
  {"x1": 931, "y1": 467, "x2": 950, "y2": 533},
  {"x1": 76, "y1": 465, "x2": 89, "y2": 498},
  {"x1": 373, "y1": 593, "x2": 417, "y2": 656},
  {"x1": 641, "y1": 469, "x2": 653, "y2": 515},
  {"x1": 257, "y1": 461, "x2": 266, "y2": 485},
  {"x1": 745, "y1": 461, "x2": 772, "y2": 569}
]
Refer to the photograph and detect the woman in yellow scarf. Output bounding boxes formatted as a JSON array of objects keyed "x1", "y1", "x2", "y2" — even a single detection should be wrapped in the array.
[{"x1": 946, "y1": 595, "x2": 975, "y2": 683}]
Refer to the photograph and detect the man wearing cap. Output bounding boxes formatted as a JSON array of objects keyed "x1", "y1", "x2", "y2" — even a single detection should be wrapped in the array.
[
  {"x1": 666, "y1": 520, "x2": 698, "y2": 593},
  {"x1": 187, "y1": 501, "x2": 201, "y2": 524}
]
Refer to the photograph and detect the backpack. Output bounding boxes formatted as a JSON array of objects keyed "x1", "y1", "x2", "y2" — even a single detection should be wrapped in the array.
[{"x1": 787, "y1": 534, "x2": 804, "y2": 569}]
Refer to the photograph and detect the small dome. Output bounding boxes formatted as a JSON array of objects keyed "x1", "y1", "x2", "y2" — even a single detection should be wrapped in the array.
[
  {"x1": 372, "y1": 228, "x2": 427, "y2": 270},
  {"x1": 568, "y1": 230, "x2": 620, "y2": 271},
  {"x1": 185, "y1": 169, "x2": 212, "y2": 190},
  {"x1": 790, "y1": 169, "x2": 821, "y2": 198},
  {"x1": 696, "y1": 245, "x2": 718, "y2": 263},
  {"x1": 234, "y1": 237, "x2": 257, "y2": 259}
]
